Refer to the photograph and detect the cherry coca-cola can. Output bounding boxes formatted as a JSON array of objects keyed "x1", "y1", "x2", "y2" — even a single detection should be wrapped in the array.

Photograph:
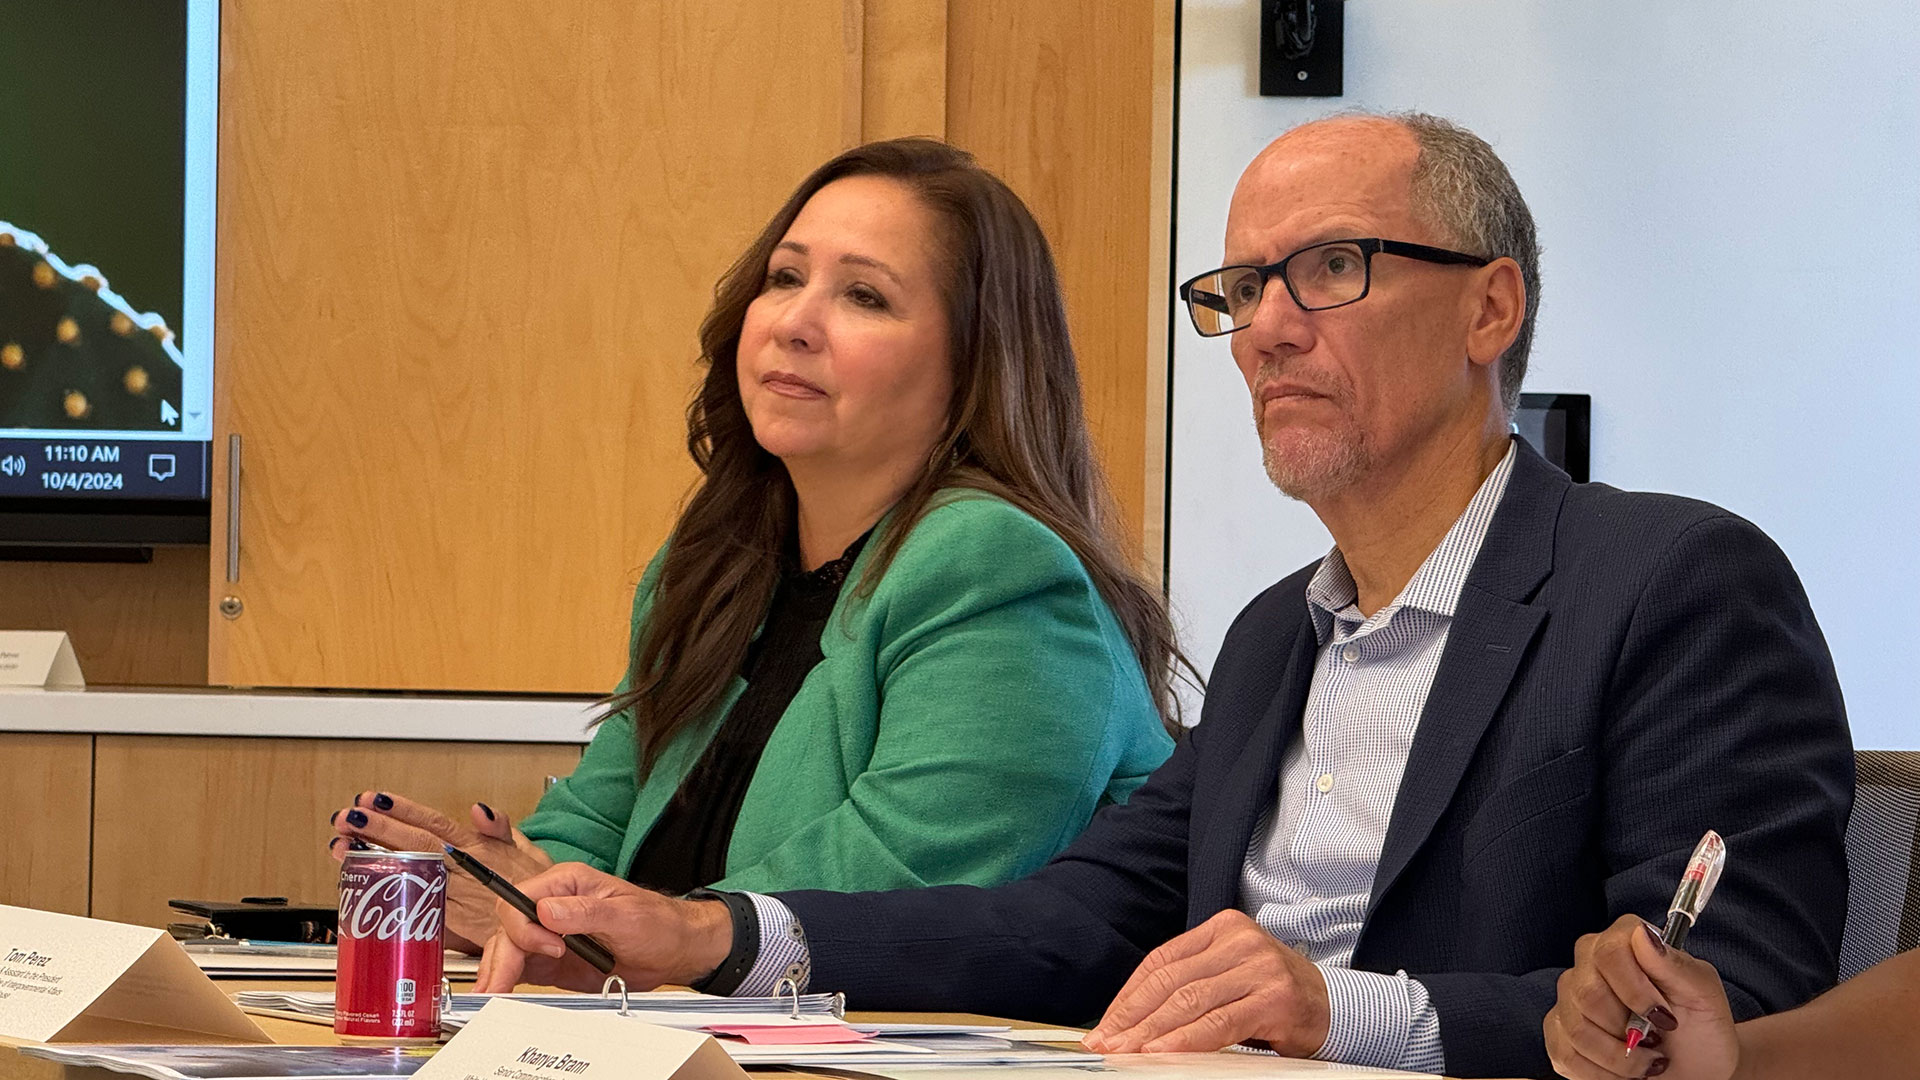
[{"x1": 335, "y1": 849, "x2": 447, "y2": 1044}]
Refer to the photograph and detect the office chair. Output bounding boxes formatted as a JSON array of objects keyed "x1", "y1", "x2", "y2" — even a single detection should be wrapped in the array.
[{"x1": 1839, "y1": 750, "x2": 1920, "y2": 980}]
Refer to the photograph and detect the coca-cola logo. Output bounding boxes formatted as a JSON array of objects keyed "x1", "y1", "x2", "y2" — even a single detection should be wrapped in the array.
[{"x1": 339, "y1": 872, "x2": 446, "y2": 943}]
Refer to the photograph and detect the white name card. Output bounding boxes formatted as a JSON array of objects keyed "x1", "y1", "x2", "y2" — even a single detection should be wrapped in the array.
[
  {"x1": 0, "y1": 632, "x2": 84, "y2": 689},
  {"x1": 0, "y1": 905, "x2": 268, "y2": 1044},
  {"x1": 416, "y1": 999, "x2": 749, "y2": 1080}
]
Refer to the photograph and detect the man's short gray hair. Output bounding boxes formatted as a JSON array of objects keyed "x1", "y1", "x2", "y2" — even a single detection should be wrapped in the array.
[{"x1": 1389, "y1": 112, "x2": 1540, "y2": 414}]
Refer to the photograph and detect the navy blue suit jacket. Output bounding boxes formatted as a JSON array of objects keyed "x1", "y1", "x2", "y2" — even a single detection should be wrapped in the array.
[{"x1": 776, "y1": 439, "x2": 1854, "y2": 1079}]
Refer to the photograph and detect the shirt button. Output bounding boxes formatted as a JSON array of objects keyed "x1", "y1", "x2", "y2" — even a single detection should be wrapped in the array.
[
  {"x1": 1317, "y1": 773, "x2": 1335, "y2": 794},
  {"x1": 1341, "y1": 643, "x2": 1360, "y2": 662}
]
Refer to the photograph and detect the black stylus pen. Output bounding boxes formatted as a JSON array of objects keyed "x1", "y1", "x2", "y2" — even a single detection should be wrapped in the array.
[{"x1": 443, "y1": 844, "x2": 618, "y2": 975}]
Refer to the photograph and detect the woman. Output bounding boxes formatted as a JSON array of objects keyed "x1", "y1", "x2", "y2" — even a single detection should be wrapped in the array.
[
  {"x1": 1544, "y1": 913, "x2": 1919, "y2": 1080},
  {"x1": 329, "y1": 137, "x2": 1184, "y2": 950}
]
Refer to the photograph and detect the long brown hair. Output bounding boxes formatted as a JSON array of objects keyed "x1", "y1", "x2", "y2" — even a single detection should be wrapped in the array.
[{"x1": 603, "y1": 137, "x2": 1193, "y2": 780}]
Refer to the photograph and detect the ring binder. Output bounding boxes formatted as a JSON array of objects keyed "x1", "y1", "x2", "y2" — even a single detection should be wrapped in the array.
[
  {"x1": 600, "y1": 975, "x2": 630, "y2": 1017},
  {"x1": 770, "y1": 978, "x2": 844, "y2": 1020}
]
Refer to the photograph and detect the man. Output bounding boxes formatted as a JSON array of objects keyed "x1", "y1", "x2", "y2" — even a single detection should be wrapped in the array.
[{"x1": 474, "y1": 114, "x2": 1854, "y2": 1079}]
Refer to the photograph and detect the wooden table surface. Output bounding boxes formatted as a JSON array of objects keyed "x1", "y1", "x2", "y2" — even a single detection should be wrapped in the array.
[
  {"x1": 0, "y1": 980, "x2": 1472, "y2": 1080},
  {"x1": 0, "y1": 980, "x2": 1075, "y2": 1080}
]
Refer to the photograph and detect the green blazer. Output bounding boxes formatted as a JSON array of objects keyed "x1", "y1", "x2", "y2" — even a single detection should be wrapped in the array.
[{"x1": 519, "y1": 490, "x2": 1174, "y2": 893}]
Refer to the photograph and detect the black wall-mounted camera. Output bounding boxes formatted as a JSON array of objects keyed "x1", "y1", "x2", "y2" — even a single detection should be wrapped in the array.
[{"x1": 1260, "y1": 0, "x2": 1344, "y2": 97}]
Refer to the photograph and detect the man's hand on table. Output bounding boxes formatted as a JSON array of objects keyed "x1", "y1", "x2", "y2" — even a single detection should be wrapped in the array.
[
  {"x1": 1083, "y1": 910, "x2": 1330, "y2": 1057},
  {"x1": 473, "y1": 862, "x2": 733, "y2": 993}
]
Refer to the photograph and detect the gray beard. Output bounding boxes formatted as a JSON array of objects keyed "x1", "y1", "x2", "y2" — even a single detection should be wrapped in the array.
[{"x1": 1256, "y1": 413, "x2": 1372, "y2": 503}]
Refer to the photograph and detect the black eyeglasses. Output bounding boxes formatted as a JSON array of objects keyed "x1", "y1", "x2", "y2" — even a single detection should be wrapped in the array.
[{"x1": 1178, "y1": 238, "x2": 1492, "y2": 337}]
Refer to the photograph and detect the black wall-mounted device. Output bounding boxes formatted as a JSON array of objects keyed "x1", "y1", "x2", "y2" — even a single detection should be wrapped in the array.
[
  {"x1": 1514, "y1": 393, "x2": 1592, "y2": 482},
  {"x1": 1260, "y1": 0, "x2": 1343, "y2": 97}
]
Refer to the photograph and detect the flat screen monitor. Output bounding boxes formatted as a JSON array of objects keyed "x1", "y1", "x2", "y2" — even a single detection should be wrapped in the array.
[
  {"x1": 0, "y1": 0, "x2": 215, "y2": 548},
  {"x1": 1514, "y1": 392, "x2": 1591, "y2": 483}
]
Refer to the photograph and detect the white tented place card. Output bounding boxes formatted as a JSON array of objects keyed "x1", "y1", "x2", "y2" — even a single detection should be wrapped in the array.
[
  {"x1": 0, "y1": 905, "x2": 268, "y2": 1043},
  {"x1": 0, "y1": 631, "x2": 84, "y2": 689},
  {"x1": 415, "y1": 999, "x2": 750, "y2": 1080}
]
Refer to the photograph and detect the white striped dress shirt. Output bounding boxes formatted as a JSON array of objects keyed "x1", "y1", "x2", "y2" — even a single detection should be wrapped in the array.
[{"x1": 1239, "y1": 442, "x2": 1514, "y2": 1072}]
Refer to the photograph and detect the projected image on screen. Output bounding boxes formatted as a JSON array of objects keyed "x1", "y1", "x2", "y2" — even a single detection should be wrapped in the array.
[
  {"x1": 0, "y1": 0, "x2": 214, "y2": 501},
  {"x1": 0, "y1": 223, "x2": 186, "y2": 430}
]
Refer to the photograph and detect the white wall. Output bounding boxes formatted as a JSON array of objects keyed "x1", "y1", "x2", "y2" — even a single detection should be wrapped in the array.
[{"x1": 1169, "y1": 1, "x2": 1920, "y2": 749}]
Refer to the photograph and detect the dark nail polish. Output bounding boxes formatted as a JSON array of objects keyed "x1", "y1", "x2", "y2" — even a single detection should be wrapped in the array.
[
  {"x1": 477, "y1": 802, "x2": 495, "y2": 821},
  {"x1": 373, "y1": 793, "x2": 394, "y2": 811},
  {"x1": 346, "y1": 810, "x2": 368, "y2": 828},
  {"x1": 330, "y1": 810, "x2": 339, "y2": 825},
  {"x1": 348, "y1": 838, "x2": 370, "y2": 851},
  {"x1": 1648, "y1": 1006, "x2": 1678, "y2": 1032},
  {"x1": 1643, "y1": 923, "x2": 1668, "y2": 955},
  {"x1": 1639, "y1": 1030, "x2": 1663, "y2": 1051},
  {"x1": 328, "y1": 836, "x2": 341, "y2": 849},
  {"x1": 1646, "y1": 1057, "x2": 1669, "y2": 1077},
  {"x1": 354, "y1": 793, "x2": 363, "y2": 807}
]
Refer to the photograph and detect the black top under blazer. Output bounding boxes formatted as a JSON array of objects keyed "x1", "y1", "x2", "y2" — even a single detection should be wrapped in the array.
[{"x1": 775, "y1": 436, "x2": 1856, "y2": 1079}]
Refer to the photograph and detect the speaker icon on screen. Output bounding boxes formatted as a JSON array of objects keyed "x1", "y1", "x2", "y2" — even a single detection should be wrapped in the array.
[
  {"x1": 1, "y1": 454, "x2": 24, "y2": 478},
  {"x1": 147, "y1": 454, "x2": 177, "y2": 482}
]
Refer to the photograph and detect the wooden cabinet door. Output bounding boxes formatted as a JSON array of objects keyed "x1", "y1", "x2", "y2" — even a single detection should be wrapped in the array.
[
  {"x1": 90, "y1": 735, "x2": 583, "y2": 928},
  {"x1": 0, "y1": 733, "x2": 91, "y2": 916},
  {"x1": 210, "y1": 1, "x2": 860, "y2": 691},
  {"x1": 948, "y1": 0, "x2": 1176, "y2": 573}
]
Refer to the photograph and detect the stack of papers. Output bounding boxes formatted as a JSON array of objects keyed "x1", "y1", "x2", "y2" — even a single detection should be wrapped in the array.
[
  {"x1": 21, "y1": 1036, "x2": 1097, "y2": 1076},
  {"x1": 221, "y1": 989, "x2": 1093, "y2": 1069},
  {"x1": 187, "y1": 943, "x2": 480, "y2": 980},
  {"x1": 18, "y1": 1044, "x2": 436, "y2": 1080},
  {"x1": 831, "y1": 1054, "x2": 1440, "y2": 1079},
  {"x1": 717, "y1": 1033, "x2": 1100, "y2": 1068},
  {"x1": 231, "y1": 988, "x2": 851, "y2": 1033},
  {"x1": 18, "y1": 1043, "x2": 1439, "y2": 1080}
]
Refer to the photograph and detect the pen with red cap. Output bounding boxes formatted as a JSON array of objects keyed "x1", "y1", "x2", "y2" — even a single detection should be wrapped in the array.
[{"x1": 1625, "y1": 830, "x2": 1727, "y2": 1056}]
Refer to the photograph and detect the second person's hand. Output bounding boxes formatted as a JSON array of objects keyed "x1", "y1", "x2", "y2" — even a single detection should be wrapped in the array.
[
  {"x1": 1544, "y1": 913, "x2": 1741, "y2": 1080},
  {"x1": 473, "y1": 862, "x2": 733, "y2": 994},
  {"x1": 329, "y1": 790, "x2": 554, "y2": 951}
]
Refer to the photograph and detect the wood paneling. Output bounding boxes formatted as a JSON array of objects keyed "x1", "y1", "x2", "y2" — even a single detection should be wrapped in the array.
[
  {"x1": 210, "y1": 0, "x2": 858, "y2": 692},
  {"x1": 90, "y1": 736, "x2": 583, "y2": 927},
  {"x1": 947, "y1": 0, "x2": 1176, "y2": 564},
  {"x1": 0, "y1": 548, "x2": 207, "y2": 685},
  {"x1": 201, "y1": 0, "x2": 1172, "y2": 693},
  {"x1": 1139, "y1": 0, "x2": 1177, "y2": 583},
  {"x1": 842, "y1": 0, "x2": 868, "y2": 146},
  {"x1": 862, "y1": 0, "x2": 948, "y2": 140},
  {"x1": 0, "y1": 734, "x2": 92, "y2": 915}
]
